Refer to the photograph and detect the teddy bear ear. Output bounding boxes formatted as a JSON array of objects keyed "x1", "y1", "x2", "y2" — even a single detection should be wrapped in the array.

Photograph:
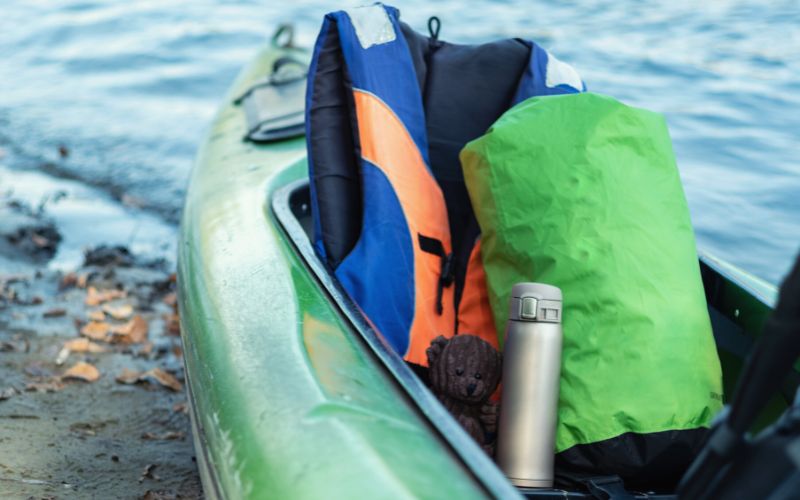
[{"x1": 426, "y1": 335, "x2": 449, "y2": 366}]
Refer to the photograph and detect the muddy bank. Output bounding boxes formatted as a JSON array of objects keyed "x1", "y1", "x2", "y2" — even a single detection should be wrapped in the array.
[{"x1": 0, "y1": 191, "x2": 201, "y2": 498}]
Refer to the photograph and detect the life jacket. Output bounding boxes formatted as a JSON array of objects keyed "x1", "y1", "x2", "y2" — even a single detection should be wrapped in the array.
[{"x1": 306, "y1": 3, "x2": 584, "y2": 367}]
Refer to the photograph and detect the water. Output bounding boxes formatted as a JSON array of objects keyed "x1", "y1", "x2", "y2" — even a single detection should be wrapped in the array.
[{"x1": 0, "y1": 0, "x2": 797, "y2": 285}]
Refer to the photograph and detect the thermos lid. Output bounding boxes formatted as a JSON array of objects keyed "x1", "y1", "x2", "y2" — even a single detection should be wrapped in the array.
[{"x1": 509, "y1": 283, "x2": 563, "y2": 323}]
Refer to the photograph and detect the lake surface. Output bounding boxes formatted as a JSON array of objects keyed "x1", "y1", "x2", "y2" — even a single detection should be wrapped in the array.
[{"x1": 0, "y1": 0, "x2": 798, "y2": 284}]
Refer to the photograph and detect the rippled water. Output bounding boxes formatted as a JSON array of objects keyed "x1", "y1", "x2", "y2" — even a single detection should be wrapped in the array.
[{"x1": 0, "y1": 0, "x2": 798, "y2": 284}]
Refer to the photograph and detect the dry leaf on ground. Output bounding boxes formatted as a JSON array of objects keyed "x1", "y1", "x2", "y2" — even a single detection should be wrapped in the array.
[
  {"x1": 141, "y1": 431, "x2": 185, "y2": 440},
  {"x1": 0, "y1": 387, "x2": 18, "y2": 400},
  {"x1": 148, "y1": 368, "x2": 182, "y2": 392},
  {"x1": 25, "y1": 380, "x2": 65, "y2": 393},
  {"x1": 60, "y1": 272, "x2": 77, "y2": 289},
  {"x1": 80, "y1": 321, "x2": 109, "y2": 341},
  {"x1": 103, "y1": 303, "x2": 133, "y2": 320},
  {"x1": 87, "y1": 310, "x2": 105, "y2": 322},
  {"x1": 115, "y1": 368, "x2": 142, "y2": 385},
  {"x1": 56, "y1": 338, "x2": 107, "y2": 365},
  {"x1": 162, "y1": 292, "x2": 177, "y2": 307},
  {"x1": 109, "y1": 315, "x2": 148, "y2": 344},
  {"x1": 115, "y1": 367, "x2": 182, "y2": 392},
  {"x1": 65, "y1": 338, "x2": 107, "y2": 353},
  {"x1": 62, "y1": 361, "x2": 100, "y2": 382},
  {"x1": 163, "y1": 313, "x2": 180, "y2": 336},
  {"x1": 139, "y1": 464, "x2": 159, "y2": 483},
  {"x1": 85, "y1": 286, "x2": 126, "y2": 306},
  {"x1": 43, "y1": 308, "x2": 66, "y2": 318},
  {"x1": 142, "y1": 490, "x2": 176, "y2": 500}
]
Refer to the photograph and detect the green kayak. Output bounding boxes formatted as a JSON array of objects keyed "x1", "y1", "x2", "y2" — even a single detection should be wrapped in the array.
[{"x1": 177, "y1": 35, "x2": 791, "y2": 499}]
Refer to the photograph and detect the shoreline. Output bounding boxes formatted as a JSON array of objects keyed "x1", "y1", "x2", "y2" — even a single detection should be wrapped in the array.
[{"x1": 0, "y1": 167, "x2": 201, "y2": 499}]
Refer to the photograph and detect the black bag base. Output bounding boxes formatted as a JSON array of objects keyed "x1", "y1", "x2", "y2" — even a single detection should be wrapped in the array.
[{"x1": 555, "y1": 428, "x2": 709, "y2": 493}]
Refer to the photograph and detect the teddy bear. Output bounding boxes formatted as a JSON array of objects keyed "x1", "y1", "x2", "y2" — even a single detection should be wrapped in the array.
[{"x1": 426, "y1": 334, "x2": 502, "y2": 455}]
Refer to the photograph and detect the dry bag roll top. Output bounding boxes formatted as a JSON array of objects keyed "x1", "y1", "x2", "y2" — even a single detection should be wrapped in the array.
[
  {"x1": 305, "y1": 3, "x2": 584, "y2": 366},
  {"x1": 461, "y1": 93, "x2": 724, "y2": 490}
]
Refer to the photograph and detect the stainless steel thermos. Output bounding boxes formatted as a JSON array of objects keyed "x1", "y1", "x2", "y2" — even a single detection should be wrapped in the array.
[{"x1": 496, "y1": 283, "x2": 563, "y2": 488}]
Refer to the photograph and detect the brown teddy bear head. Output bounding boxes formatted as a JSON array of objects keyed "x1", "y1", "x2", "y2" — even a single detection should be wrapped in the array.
[{"x1": 427, "y1": 334, "x2": 502, "y2": 405}]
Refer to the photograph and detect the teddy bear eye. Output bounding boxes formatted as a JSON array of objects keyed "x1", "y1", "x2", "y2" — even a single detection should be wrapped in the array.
[
  {"x1": 455, "y1": 368, "x2": 464, "y2": 376},
  {"x1": 474, "y1": 373, "x2": 482, "y2": 380}
]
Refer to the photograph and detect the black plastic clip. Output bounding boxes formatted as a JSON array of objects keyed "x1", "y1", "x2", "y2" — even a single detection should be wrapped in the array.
[{"x1": 418, "y1": 233, "x2": 455, "y2": 315}]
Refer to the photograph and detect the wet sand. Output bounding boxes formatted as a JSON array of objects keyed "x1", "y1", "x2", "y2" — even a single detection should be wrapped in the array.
[{"x1": 0, "y1": 187, "x2": 201, "y2": 498}]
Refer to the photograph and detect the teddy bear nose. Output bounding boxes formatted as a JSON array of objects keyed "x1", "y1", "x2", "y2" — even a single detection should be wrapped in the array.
[{"x1": 467, "y1": 383, "x2": 477, "y2": 395}]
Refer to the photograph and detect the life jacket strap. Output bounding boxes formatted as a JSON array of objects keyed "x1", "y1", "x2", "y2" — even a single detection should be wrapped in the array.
[{"x1": 418, "y1": 233, "x2": 455, "y2": 315}]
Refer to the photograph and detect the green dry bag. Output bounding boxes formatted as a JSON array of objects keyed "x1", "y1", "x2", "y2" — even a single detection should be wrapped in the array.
[{"x1": 461, "y1": 92, "x2": 723, "y2": 489}]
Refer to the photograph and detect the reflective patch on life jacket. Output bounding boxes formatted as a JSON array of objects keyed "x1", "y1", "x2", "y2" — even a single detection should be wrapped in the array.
[
  {"x1": 345, "y1": 4, "x2": 397, "y2": 49},
  {"x1": 544, "y1": 50, "x2": 584, "y2": 92}
]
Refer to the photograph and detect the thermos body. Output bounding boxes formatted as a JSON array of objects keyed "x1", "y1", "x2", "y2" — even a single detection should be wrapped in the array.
[{"x1": 496, "y1": 283, "x2": 563, "y2": 488}]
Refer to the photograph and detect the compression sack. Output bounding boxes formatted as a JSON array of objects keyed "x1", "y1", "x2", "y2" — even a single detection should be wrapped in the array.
[{"x1": 461, "y1": 92, "x2": 723, "y2": 489}]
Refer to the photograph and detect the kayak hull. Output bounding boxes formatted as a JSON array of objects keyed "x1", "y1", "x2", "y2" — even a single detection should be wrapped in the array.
[{"x1": 179, "y1": 42, "x2": 789, "y2": 499}]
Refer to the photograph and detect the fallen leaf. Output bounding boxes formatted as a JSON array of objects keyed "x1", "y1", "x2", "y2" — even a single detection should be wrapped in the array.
[
  {"x1": 70, "y1": 422, "x2": 97, "y2": 436},
  {"x1": 70, "y1": 419, "x2": 115, "y2": 436},
  {"x1": 87, "y1": 309, "x2": 105, "y2": 322},
  {"x1": 1, "y1": 339, "x2": 28, "y2": 352},
  {"x1": 56, "y1": 338, "x2": 107, "y2": 365},
  {"x1": 115, "y1": 368, "x2": 181, "y2": 392},
  {"x1": 62, "y1": 361, "x2": 100, "y2": 382},
  {"x1": 43, "y1": 308, "x2": 67, "y2": 318},
  {"x1": 109, "y1": 315, "x2": 148, "y2": 344},
  {"x1": 142, "y1": 490, "x2": 174, "y2": 500},
  {"x1": 67, "y1": 338, "x2": 107, "y2": 353},
  {"x1": 141, "y1": 431, "x2": 184, "y2": 440},
  {"x1": 172, "y1": 402, "x2": 187, "y2": 414},
  {"x1": 0, "y1": 387, "x2": 18, "y2": 401},
  {"x1": 163, "y1": 313, "x2": 180, "y2": 336},
  {"x1": 80, "y1": 321, "x2": 109, "y2": 341},
  {"x1": 103, "y1": 303, "x2": 133, "y2": 320},
  {"x1": 147, "y1": 368, "x2": 182, "y2": 392},
  {"x1": 60, "y1": 272, "x2": 77, "y2": 289},
  {"x1": 77, "y1": 273, "x2": 89, "y2": 289},
  {"x1": 85, "y1": 286, "x2": 126, "y2": 306},
  {"x1": 139, "y1": 464, "x2": 159, "y2": 482},
  {"x1": 115, "y1": 368, "x2": 142, "y2": 385},
  {"x1": 31, "y1": 234, "x2": 50, "y2": 248},
  {"x1": 25, "y1": 380, "x2": 65, "y2": 393},
  {"x1": 30, "y1": 295, "x2": 43, "y2": 305},
  {"x1": 162, "y1": 292, "x2": 177, "y2": 307}
]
